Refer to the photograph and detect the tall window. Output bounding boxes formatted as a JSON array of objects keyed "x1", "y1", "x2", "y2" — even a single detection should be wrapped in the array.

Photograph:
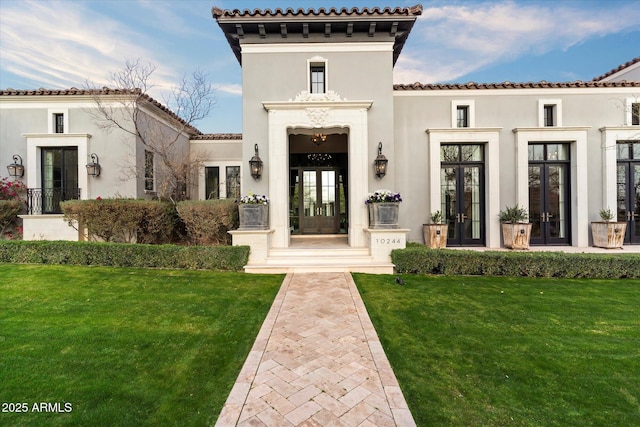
[
  {"x1": 632, "y1": 103, "x2": 640, "y2": 126},
  {"x1": 144, "y1": 150, "x2": 154, "y2": 191},
  {"x1": 456, "y1": 106, "x2": 469, "y2": 128},
  {"x1": 226, "y1": 166, "x2": 241, "y2": 200},
  {"x1": 544, "y1": 105, "x2": 555, "y2": 127},
  {"x1": 310, "y1": 65, "x2": 325, "y2": 94},
  {"x1": 205, "y1": 167, "x2": 220, "y2": 199},
  {"x1": 204, "y1": 165, "x2": 240, "y2": 200},
  {"x1": 54, "y1": 113, "x2": 64, "y2": 133}
]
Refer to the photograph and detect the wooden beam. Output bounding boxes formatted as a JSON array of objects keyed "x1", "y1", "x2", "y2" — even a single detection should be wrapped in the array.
[
  {"x1": 280, "y1": 23, "x2": 287, "y2": 38},
  {"x1": 235, "y1": 24, "x2": 244, "y2": 38},
  {"x1": 258, "y1": 24, "x2": 266, "y2": 38},
  {"x1": 303, "y1": 23, "x2": 309, "y2": 38},
  {"x1": 325, "y1": 23, "x2": 331, "y2": 37},
  {"x1": 346, "y1": 22, "x2": 353, "y2": 37},
  {"x1": 368, "y1": 22, "x2": 376, "y2": 37},
  {"x1": 390, "y1": 22, "x2": 398, "y2": 37}
]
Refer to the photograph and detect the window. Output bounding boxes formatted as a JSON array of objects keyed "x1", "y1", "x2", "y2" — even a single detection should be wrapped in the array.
[
  {"x1": 205, "y1": 167, "x2": 220, "y2": 199},
  {"x1": 633, "y1": 103, "x2": 639, "y2": 126},
  {"x1": 544, "y1": 105, "x2": 555, "y2": 127},
  {"x1": 456, "y1": 106, "x2": 469, "y2": 128},
  {"x1": 53, "y1": 113, "x2": 64, "y2": 133},
  {"x1": 144, "y1": 150, "x2": 154, "y2": 191},
  {"x1": 310, "y1": 65, "x2": 325, "y2": 94},
  {"x1": 451, "y1": 100, "x2": 475, "y2": 128},
  {"x1": 538, "y1": 99, "x2": 562, "y2": 127},
  {"x1": 203, "y1": 164, "x2": 241, "y2": 200},
  {"x1": 226, "y1": 166, "x2": 241, "y2": 200}
]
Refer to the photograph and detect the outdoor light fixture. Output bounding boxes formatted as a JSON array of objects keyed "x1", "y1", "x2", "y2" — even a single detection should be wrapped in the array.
[
  {"x1": 311, "y1": 133, "x2": 327, "y2": 146},
  {"x1": 85, "y1": 153, "x2": 101, "y2": 177},
  {"x1": 249, "y1": 144, "x2": 263, "y2": 180},
  {"x1": 374, "y1": 142, "x2": 388, "y2": 178},
  {"x1": 7, "y1": 154, "x2": 24, "y2": 179}
]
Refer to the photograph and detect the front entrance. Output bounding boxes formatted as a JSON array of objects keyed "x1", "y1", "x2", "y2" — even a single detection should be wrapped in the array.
[
  {"x1": 616, "y1": 141, "x2": 640, "y2": 244},
  {"x1": 41, "y1": 147, "x2": 79, "y2": 214},
  {"x1": 290, "y1": 167, "x2": 342, "y2": 234},
  {"x1": 528, "y1": 143, "x2": 571, "y2": 245},
  {"x1": 289, "y1": 133, "x2": 348, "y2": 235},
  {"x1": 440, "y1": 144, "x2": 485, "y2": 246}
]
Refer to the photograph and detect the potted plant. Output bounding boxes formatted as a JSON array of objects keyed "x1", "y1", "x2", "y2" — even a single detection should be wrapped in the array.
[
  {"x1": 591, "y1": 208, "x2": 626, "y2": 249},
  {"x1": 366, "y1": 189, "x2": 402, "y2": 229},
  {"x1": 499, "y1": 204, "x2": 532, "y2": 250},
  {"x1": 237, "y1": 192, "x2": 269, "y2": 230},
  {"x1": 423, "y1": 210, "x2": 448, "y2": 248}
]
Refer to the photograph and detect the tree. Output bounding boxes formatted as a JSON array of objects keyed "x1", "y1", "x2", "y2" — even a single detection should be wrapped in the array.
[{"x1": 87, "y1": 59, "x2": 215, "y2": 204}]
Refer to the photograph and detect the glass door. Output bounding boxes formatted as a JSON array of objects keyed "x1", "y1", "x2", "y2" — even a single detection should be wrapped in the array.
[
  {"x1": 41, "y1": 147, "x2": 78, "y2": 213},
  {"x1": 440, "y1": 144, "x2": 485, "y2": 246},
  {"x1": 528, "y1": 143, "x2": 570, "y2": 245},
  {"x1": 616, "y1": 142, "x2": 640, "y2": 244},
  {"x1": 293, "y1": 168, "x2": 340, "y2": 234}
]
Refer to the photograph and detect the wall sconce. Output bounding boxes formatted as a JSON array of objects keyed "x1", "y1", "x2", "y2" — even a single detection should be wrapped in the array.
[
  {"x1": 249, "y1": 144, "x2": 263, "y2": 180},
  {"x1": 374, "y1": 142, "x2": 388, "y2": 178},
  {"x1": 85, "y1": 153, "x2": 101, "y2": 177},
  {"x1": 7, "y1": 155, "x2": 24, "y2": 179}
]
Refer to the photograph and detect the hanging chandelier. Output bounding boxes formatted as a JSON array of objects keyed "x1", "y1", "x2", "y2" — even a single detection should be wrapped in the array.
[{"x1": 311, "y1": 133, "x2": 327, "y2": 145}]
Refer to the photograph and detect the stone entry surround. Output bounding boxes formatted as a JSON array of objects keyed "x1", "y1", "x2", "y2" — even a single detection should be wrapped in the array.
[{"x1": 215, "y1": 272, "x2": 416, "y2": 426}]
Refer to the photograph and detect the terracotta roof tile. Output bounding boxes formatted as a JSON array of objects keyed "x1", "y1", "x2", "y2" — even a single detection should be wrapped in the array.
[
  {"x1": 592, "y1": 57, "x2": 640, "y2": 82},
  {"x1": 212, "y1": 5, "x2": 423, "y2": 18},
  {"x1": 0, "y1": 87, "x2": 202, "y2": 135},
  {"x1": 192, "y1": 133, "x2": 242, "y2": 140},
  {"x1": 393, "y1": 80, "x2": 640, "y2": 91}
]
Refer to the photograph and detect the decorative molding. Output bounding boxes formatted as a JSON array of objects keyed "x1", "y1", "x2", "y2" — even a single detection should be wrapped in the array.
[
  {"x1": 305, "y1": 108, "x2": 330, "y2": 127},
  {"x1": 291, "y1": 90, "x2": 346, "y2": 102}
]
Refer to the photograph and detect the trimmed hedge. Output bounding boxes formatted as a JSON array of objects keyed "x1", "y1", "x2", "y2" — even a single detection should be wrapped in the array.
[
  {"x1": 392, "y1": 246, "x2": 640, "y2": 279},
  {"x1": 61, "y1": 199, "x2": 175, "y2": 244},
  {"x1": 177, "y1": 199, "x2": 238, "y2": 245},
  {"x1": 0, "y1": 241, "x2": 249, "y2": 272}
]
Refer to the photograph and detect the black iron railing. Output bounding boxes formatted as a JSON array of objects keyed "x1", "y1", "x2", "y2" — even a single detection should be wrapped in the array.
[{"x1": 27, "y1": 188, "x2": 81, "y2": 215}]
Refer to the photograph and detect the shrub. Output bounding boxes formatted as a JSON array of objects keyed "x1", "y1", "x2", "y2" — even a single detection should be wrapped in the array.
[
  {"x1": 0, "y1": 241, "x2": 249, "y2": 271},
  {"x1": 0, "y1": 178, "x2": 26, "y2": 239},
  {"x1": 391, "y1": 246, "x2": 640, "y2": 279},
  {"x1": 61, "y1": 199, "x2": 174, "y2": 244},
  {"x1": 176, "y1": 199, "x2": 238, "y2": 245},
  {"x1": 0, "y1": 200, "x2": 23, "y2": 238}
]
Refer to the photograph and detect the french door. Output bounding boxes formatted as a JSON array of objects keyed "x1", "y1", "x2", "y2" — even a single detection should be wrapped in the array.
[
  {"x1": 41, "y1": 147, "x2": 78, "y2": 214},
  {"x1": 290, "y1": 168, "x2": 340, "y2": 234},
  {"x1": 528, "y1": 143, "x2": 571, "y2": 245},
  {"x1": 616, "y1": 141, "x2": 640, "y2": 244},
  {"x1": 440, "y1": 144, "x2": 485, "y2": 246}
]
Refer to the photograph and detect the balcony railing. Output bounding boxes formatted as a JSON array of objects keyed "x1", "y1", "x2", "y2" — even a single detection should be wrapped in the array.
[{"x1": 27, "y1": 188, "x2": 81, "y2": 215}]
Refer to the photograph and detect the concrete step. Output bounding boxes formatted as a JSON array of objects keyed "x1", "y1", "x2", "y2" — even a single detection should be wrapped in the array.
[{"x1": 244, "y1": 264, "x2": 395, "y2": 274}]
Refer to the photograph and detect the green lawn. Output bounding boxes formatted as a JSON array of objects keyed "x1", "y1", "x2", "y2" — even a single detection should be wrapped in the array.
[
  {"x1": 353, "y1": 274, "x2": 640, "y2": 427},
  {"x1": 0, "y1": 264, "x2": 283, "y2": 426}
]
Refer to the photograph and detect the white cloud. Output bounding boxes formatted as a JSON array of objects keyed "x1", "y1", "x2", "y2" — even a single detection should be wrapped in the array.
[
  {"x1": 215, "y1": 83, "x2": 242, "y2": 96},
  {"x1": 0, "y1": 0, "x2": 177, "y2": 90},
  {"x1": 394, "y1": 1, "x2": 640, "y2": 84}
]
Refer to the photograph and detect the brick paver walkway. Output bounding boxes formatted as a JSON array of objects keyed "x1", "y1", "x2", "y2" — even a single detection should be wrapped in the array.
[{"x1": 215, "y1": 272, "x2": 416, "y2": 426}]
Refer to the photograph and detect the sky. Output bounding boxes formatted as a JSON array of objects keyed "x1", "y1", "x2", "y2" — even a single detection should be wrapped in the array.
[{"x1": 1, "y1": 0, "x2": 639, "y2": 134}]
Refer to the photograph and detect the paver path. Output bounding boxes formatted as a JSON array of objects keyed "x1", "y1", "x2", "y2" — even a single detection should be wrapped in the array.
[{"x1": 215, "y1": 272, "x2": 416, "y2": 426}]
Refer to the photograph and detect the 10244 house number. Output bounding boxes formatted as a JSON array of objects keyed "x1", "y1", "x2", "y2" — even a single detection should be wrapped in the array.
[{"x1": 375, "y1": 238, "x2": 402, "y2": 244}]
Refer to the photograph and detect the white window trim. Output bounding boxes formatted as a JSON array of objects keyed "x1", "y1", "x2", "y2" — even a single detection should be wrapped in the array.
[
  {"x1": 198, "y1": 161, "x2": 242, "y2": 200},
  {"x1": 307, "y1": 56, "x2": 328, "y2": 94},
  {"x1": 48, "y1": 108, "x2": 69, "y2": 134},
  {"x1": 425, "y1": 127, "x2": 501, "y2": 248},
  {"x1": 538, "y1": 99, "x2": 562, "y2": 127},
  {"x1": 513, "y1": 127, "x2": 589, "y2": 247},
  {"x1": 625, "y1": 97, "x2": 640, "y2": 126},
  {"x1": 451, "y1": 100, "x2": 475, "y2": 128}
]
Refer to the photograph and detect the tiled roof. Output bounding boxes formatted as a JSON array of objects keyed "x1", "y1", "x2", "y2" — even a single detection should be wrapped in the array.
[
  {"x1": 212, "y1": 5, "x2": 422, "y2": 66},
  {"x1": 393, "y1": 80, "x2": 640, "y2": 90},
  {"x1": 0, "y1": 87, "x2": 202, "y2": 135},
  {"x1": 592, "y1": 57, "x2": 640, "y2": 82},
  {"x1": 212, "y1": 5, "x2": 423, "y2": 18},
  {"x1": 192, "y1": 133, "x2": 242, "y2": 140}
]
